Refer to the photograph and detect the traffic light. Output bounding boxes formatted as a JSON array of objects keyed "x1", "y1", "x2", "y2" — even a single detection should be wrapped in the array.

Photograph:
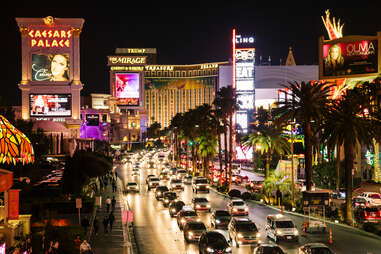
[{"x1": 189, "y1": 140, "x2": 194, "y2": 146}]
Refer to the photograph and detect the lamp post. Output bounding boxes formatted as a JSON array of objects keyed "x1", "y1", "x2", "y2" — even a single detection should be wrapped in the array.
[{"x1": 291, "y1": 120, "x2": 295, "y2": 206}]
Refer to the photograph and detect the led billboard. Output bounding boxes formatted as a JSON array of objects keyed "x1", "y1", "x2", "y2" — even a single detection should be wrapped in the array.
[
  {"x1": 322, "y1": 40, "x2": 378, "y2": 77},
  {"x1": 30, "y1": 94, "x2": 71, "y2": 117},
  {"x1": 32, "y1": 53, "x2": 70, "y2": 82},
  {"x1": 86, "y1": 114, "x2": 100, "y2": 126},
  {"x1": 115, "y1": 73, "x2": 140, "y2": 106}
]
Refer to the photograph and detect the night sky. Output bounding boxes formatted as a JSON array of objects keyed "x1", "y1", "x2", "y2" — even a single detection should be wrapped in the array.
[{"x1": 4, "y1": 2, "x2": 381, "y2": 106}]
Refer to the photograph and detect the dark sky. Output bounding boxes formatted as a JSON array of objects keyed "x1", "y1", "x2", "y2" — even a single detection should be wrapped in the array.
[{"x1": 4, "y1": 1, "x2": 381, "y2": 106}]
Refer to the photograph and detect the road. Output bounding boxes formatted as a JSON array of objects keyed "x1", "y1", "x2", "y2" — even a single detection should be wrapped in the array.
[{"x1": 116, "y1": 156, "x2": 381, "y2": 254}]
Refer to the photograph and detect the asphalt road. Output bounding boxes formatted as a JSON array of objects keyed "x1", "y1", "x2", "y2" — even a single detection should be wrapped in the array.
[{"x1": 116, "y1": 156, "x2": 381, "y2": 254}]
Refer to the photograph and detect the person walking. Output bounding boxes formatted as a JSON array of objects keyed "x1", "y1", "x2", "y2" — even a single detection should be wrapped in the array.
[
  {"x1": 93, "y1": 216, "x2": 99, "y2": 236},
  {"x1": 111, "y1": 196, "x2": 116, "y2": 211},
  {"x1": 106, "y1": 196, "x2": 111, "y2": 213},
  {"x1": 79, "y1": 239, "x2": 92, "y2": 254},
  {"x1": 109, "y1": 212, "x2": 115, "y2": 232},
  {"x1": 103, "y1": 215, "x2": 109, "y2": 234},
  {"x1": 74, "y1": 235, "x2": 81, "y2": 252},
  {"x1": 81, "y1": 216, "x2": 90, "y2": 233}
]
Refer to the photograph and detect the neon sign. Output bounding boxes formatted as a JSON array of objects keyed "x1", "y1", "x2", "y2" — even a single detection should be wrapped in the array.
[{"x1": 28, "y1": 29, "x2": 72, "y2": 48}]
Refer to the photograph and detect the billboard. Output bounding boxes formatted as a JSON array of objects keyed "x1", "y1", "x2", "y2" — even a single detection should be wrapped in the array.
[
  {"x1": 115, "y1": 73, "x2": 140, "y2": 105},
  {"x1": 322, "y1": 39, "x2": 378, "y2": 78},
  {"x1": 145, "y1": 77, "x2": 215, "y2": 90},
  {"x1": 30, "y1": 94, "x2": 72, "y2": 116},
  {"x1": 86, "y1": 114, "x2": 100, "y2": 126},
  {"x1": 32, "y1": 53, "x2": 70, "y2": 82}
]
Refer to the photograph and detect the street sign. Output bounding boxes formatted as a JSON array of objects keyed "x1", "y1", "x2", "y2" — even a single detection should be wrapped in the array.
[
  {"x1": 76, "y1": 198, "x2": 82, "y2": 209},
  {"x1": 96, "y1": 196, "x2": 102, "y2": 207}
]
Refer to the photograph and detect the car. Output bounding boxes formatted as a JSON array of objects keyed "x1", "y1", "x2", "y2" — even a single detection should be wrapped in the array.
[
  {"x1": 199, "y1": 231, "x2": 232, "y2": 254},
  {"x1": 145, "y1": 174, "x2": 156, "y2": 184},
  {"x1": 169, "y1": 200, "x2": 185, "y2": 217},
  {"x1": 155, "y1": 186, "x2": 169, "y2": 200},
  {"x1": 170, "y1": 179, "x2": 184, "y2": 191},
  {"x1": 126, "y1": 182, "x2": 139, "y2": 193},
  {"x1": 147, "y1": 177, "x2": 160, "y2": 190},
  {"x1": 265, "y1": 214, "x2": 299, "y2": 242},
  {"x1": 162, "y1": 191, "x2": 177, "y2": 207},
  {"x1": 253, "y1": 243, "x2": 286, "y2": 254},
  {"x1": 159, "y1": 172, "x2": 169, "y2": 181},
  {"x1": 183, "y1": 175, "x2": 193, "y2": 185},
  {"x1": 177, "y1": 209, "x2": 200, "y2": 230},
  {"x1": 231, "y1": 174, "x2": 242, "y2": 184},
  {"x1": 228, "y1": 217, "x2": 260, "y2": 247},
  {"x1": 176, "y1": 169, "x2": 188, "y2": 180},
  {"x1": 246, "y1": 180, "x2": 263, "y2": 193},
  {"x1": 299, "y1": 243, "x2": 336, "y2": 254},
  {"x1": 169, "y1": 167, "x2": 178, "y2": 176},
  {"x1": 360, "y1": 192, "x2": 381, "y2": 207},
  {"x1": 192, "y1": 197, "x2": 211, "y2": 212},
  {"x1": 211, "y1": 210, "x2": 231, "y2": 229},
  {"x1": 183, "y1": 221, "x2": 207, "y2": 242},
  {"x1": 192, "y1": 177, "x2": 210, "y2": 193},
  {"x1": 227, "y1": 199, "x2": 249, "y2": 216},
  {"x1": 352, "y1": 196, "x2": 368, "y2": 208},
  {"x1": 131, "y1": 169, "x2": 140, "y2": 176},
  {"x1": 354, "y1": 207, "x2": 381, "y2": 223}
]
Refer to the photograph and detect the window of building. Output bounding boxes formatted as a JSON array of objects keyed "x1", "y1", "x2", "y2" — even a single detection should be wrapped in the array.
[
  {"x1": 175, "y1": 71, "x2": 180, "y2": 77},
  {"x1": 102, "y1": 114, "x2": 107, "y2": 122},
  {"x1": 169, "y1": 71, "x2": 174, "y2": 77},
  {"x1": 182, "y1": 71, "x2": 186, "y2": 77},
  {"x1": 157, "y1": 71, "x2": 162, "y2": 77},
  {"x1": 164, "y1": 71, "x2": 168, "y2": 76}
]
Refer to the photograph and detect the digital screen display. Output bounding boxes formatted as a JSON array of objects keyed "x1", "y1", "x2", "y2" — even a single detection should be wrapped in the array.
[
  {"x1": 115, "y1": 73, "x2": 140, "y2": 105},
  {"x1": 237, "y1": 93, "x2": 254, "y2": 110},
  {"x1": 32, "y1": 53, "x2": 70, "y2": 82},
  {"x1": 30, "y1": 94, "x2": 71, "y2": 116},
  {"x1": 86, "y1": 114, "x2": 99, "y2": 126},
  {"x1": 236, "y1": 112, "x2": 248, "y2": 132},
  {"x1": 322, "y1": 40, "x2": 378, "y2": 77}
]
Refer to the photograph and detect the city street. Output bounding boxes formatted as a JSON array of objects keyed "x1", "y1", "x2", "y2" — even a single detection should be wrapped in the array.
[{"x1": 116, "y1": 156, "x2": 381, "y2": 254}]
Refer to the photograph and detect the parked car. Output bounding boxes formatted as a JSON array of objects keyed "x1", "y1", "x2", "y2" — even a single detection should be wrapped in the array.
[
  {"x1": 198, "y1": 231, "x2": 232, "y2": 254},
  {"x1": 231, "y1": 174, "x2": 242, "y2": 184},
  {"x1": 183, "y1": 221, "x2": 207, "y2": 242},
  {"x1": 169, "y1": 200, "x2": 185, "y2": 217},
  {"x1": 253, "y1": 243, "x2": 286, "y2": 254},
  {"x1": 228, "y1": 217, "x2": 260, "y2": 247},
  {"x1": 210, "y1": 209, "x2": 231, "y2": 229},
  {"x1": 299, "y1": 243, "x2": 336, "y2": 254},
  {"x1": 227, "y1": 199, "x2": 249, "y2": 216},
  {"x1": 354, "y1": 207, "x2": 381, "y2": 223},
  {"x1": 265, "y1": 214, "x2": 299, "y2": 242},
  {"x1": 360, "y1": 192, "x2": 381, "y2": 207},
  {"x1": 155, "y1": 186, "x2": 169, "y2": 200},
  {"x1": 245, "y1": 180, "x2": 263, "y2": 193}
]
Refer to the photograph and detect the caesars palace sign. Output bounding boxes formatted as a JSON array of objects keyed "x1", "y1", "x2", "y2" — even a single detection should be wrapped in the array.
[{"x1": 28, "y1": 29, "x2": 72, "y2": 48}]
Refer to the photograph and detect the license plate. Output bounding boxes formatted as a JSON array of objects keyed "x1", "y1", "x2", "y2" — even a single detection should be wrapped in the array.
[{"x1": 287, "y1": 236, "x2": 292, "y2": 239}]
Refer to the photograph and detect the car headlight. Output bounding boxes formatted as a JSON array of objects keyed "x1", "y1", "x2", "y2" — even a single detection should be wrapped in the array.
[
  {"x1": 225, "y1": 247, "x2": 231, "y2": 252},
  {"x1": 165, "y1": 199, "x2": 169, "y2": 203},
  {"x1": 216, "y1": 219, "x2": 221, "y2": 224},
  {"x1": 244, "y1": 207, "x2": 249, "y2": 211},
  {"x1": 197, "y1": 186, "x2": 200, "y2": 189},
  {"x1": 127, "y1": 187, "x2": 130, "y2": 189},
  {"x1": 206, "y1": 185, "x2": 210, "y2": 189},
  {"x1": 294, "y1": 228, "x2": 299, "y2": 236},
  {"x1": 196, "y1": 218, "x2": 201, "y2": 222},
  {"x1": 237, "y1": 233, "x2": 243, "y2": 238},
  {"x1": 188, "y1": 231, "x2": 193, "y2": 236},
  {"x1": 181, "y1": 218, "x2": 186, "y2": 223},
  {"x1": 275, "y1": 229, "x2": 283, "y2": 236},
  {"x1": 171, "y1": 209, "x2": 176, "y2": 212},
  {"x1": 196, "y1": 205, "x2": 201, "y2": 208},
  {"x1": 256, "y1": 232, "x2": 261, "y2": 238},
  {"x1": 233, "y1": 208, "x2": 237, "y2": 212},
  {"x1": 157, "y1": 191, "x2": 161, "y2": 195},
  {"x1": 207, "y1": 204, "x2": 211, "y2": 208},
  {"x1": 206, "y1": 247, "x2": 214, "y2": 253}
]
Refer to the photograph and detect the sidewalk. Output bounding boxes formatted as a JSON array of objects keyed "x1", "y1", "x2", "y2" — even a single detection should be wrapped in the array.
[{"x1": 90, "y1": 178, "x2": 126, "y2": 254}]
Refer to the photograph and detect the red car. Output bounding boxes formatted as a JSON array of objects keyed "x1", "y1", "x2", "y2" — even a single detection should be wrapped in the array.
[
  {"x1": 246, "y1": 181, "x2": 263, "y2": 193},
  {"x1": 354, "y1": 207, "x2": 381, "y2": 223}
]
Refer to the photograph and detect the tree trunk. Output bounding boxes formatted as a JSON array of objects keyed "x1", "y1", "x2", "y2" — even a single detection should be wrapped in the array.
[
  {"x1": 336, "y1": 143, "x2": 341, "y2": 190},
  {"x1": 265, "y1": 153, "x2": 271, "y2": 178},
  {"x1": 305, "y1": 121, "x2": 313, "y2": 191},
  {"x1": 228, "y1": 114, "x2": 233, "y2": 191},
  {"x1": 344, "y1": 140, "x2": 354, "y2": 225},
  {"x1": 218, "y1": 133, "x2": 223, "y2": 187},
  {"x1": 224, "y1": 126, "x2": 229, "y2": 188}
]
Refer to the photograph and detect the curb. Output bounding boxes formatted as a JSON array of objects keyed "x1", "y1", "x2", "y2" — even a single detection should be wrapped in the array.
[{"x1": 210, "y1": 187, "x2": 381, "y2": 240}]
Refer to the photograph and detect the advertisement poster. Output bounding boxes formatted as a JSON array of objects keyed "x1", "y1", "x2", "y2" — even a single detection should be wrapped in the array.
[
  {"x1": 115, "y1": 73, "x2": 140, "y2": 105},
  {"x1": 322, "y1": 40, "x2": 378, "y2": 77},
  {"x1": 30, "y1": 94, "x2": 72, "y2": 116},
  {"x1": 8, "y1": 189, "x2": 20, "y2": 220},
  {"x1": 32, "y1": 53, "x2": 70, "y2": 82}
]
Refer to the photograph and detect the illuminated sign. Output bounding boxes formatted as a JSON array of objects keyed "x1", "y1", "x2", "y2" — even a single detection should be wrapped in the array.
[
  {"x1": 201, "y1": 63, "x2": 218, "y2": 69},
  {"x1": 237, "y1": 94, "x2": 254, "y2": 110},
  {"x1": 30, "y1": 94, "x2": 72, "y2": 117},
  {"x1": 86, "y1": 114, "x2": 100, "y2": 126},
  {"x1": 145, "y1": 65, "x2": 174, "y2": 71},
  {"x1": 111, "y1": 66, "x2": 144, "y2": 71},
  {"x1": 235, "y1": 49, "x2": 255, "y2": 61},
  {"x1": 32, "y1": 53, "x2": 70, "y2": 82},
  {"x1": 322, "y1": 40, "x2": 378, "y2": 77},
  {"x1": 108, "y1": 56, "x2": 146, "y2": 66},
  {"x1": 236, "y1": 112, "x2": 248, "y2": 131},
  {"x1": 115, "y1": 73, "x2": 140, "y2": 106},
  {"x1": 28, "y1": 29, "x2": 72, "y2": 48},
  {"x1": 235, "y1": 34, "x2": 255, "y2": 44}
]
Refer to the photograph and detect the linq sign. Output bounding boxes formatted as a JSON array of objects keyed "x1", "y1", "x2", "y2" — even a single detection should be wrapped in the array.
[{"x1": 28, "y1": 29, "x2": 72, "y2": 48}]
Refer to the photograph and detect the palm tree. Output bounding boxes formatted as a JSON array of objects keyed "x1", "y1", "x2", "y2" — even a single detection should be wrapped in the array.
[
  {"x1": 169, "y1": 113, "x2": 185, "y2": 166},
  {"x1": 196, "y1": 129, "x2": 217, "y2": 178},
  {"x1": 242, "y1": 125, "x2": 290, "y2": 178},
  {"x1": 275, "y1": 81, "x2": 333, "y2": 191},
  {"x1": 321, "y1": 87, "x2": 379, "y2": 225}
]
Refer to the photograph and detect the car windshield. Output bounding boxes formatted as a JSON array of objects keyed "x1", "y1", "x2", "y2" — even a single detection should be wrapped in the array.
[
  {"x1": 232, "y1": 201, "x2": 245, "y2": 206},
  {"x1": 171, "y1": 180, "x2": 182, "y2": 184},
  {"x1": 174, "y1": 202, "x2": 185, "y2": 209},
  {"x1": 194, "y1": 198, "x2": 208, "y2": 203},
  {"x1": 182, "y1": 211, "x2": 197, "y2": 217},
  {"x1": 206, "y1": 233, "x2": 228, "y2": 246},
  {"x1": 128, "y1": 183, "x2": 137, "y2": 186},
  {"x1": 195, "y1": 179, "x2": 208, "y2": 184},
  {"x1": 157, "y1": 187, "x2": 168, "y2": 191},
  {"x1": 369, "y1": 194, "x2": 381, "y2": 199},
  {"x1": 215, "y1": 211, "x2": 230, "y2": 217},
  {"x1": 188, "y1": 223, "x2": 206, "y2": 230},
  {"x1": 275, "y1": 221, "x2": 295, "y2": 228},
  {"x1": 164, "y1": 193, "x2": 177, "y2": 199},
  {"x1": 236, "y1": 222, "x2": 257, "y2": 232},
  {"x1": 310, "y1": 247, "x2": 334, "y2": 254},
  {"x1": 151, "y1": 178, "x2": 160, "y2": 181},
  {"x1": 177, "y1": 170, "x2": 186, "y2": 174},
  {"x1": 353, "y1": 198, "x2": 365, "y2": 202},
  {"x1": 263, "y1": 246, "x2": 284, "y2": 254}
]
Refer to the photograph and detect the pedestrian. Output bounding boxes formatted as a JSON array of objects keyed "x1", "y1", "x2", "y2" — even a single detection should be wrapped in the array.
[
  {"x1": 50, "y1": 240, "x2": 60, "y2": 254},
  {"x1": 109, "y1": 212, "x2": 115, "y2": 232},
  {"x1": 93, "y1": 216, "x2": 99, "y2": 236},
  {"x1": 111, "y1": 196, "x2": 116, "y2": 211},
  {"x1": 81, "y1": 216, "x2": 90, "y2": 233},
  {"x1": 103, "y1": 215, "x2": 109, "y2": 234},
  {"x1": 74, "y1": 235, "x2": 81, "y2": 251},
  {"x1": 106, "y1": 196, "x2": 111, "y2": 213},
  {"x1": 80, "y1": 239, "x2": 92, "y2": 254},
  {"x1": 112, "y1": 181, "x2": 116, "y2": 193}
]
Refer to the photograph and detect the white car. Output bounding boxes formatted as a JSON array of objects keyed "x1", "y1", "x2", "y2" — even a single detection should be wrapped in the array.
[
  {"x1": 360, "y1": 192, "x2": 381, "y2": 207},
  {"x1": 227, "y1": 199, "x2": 249, "y2": 216}
]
